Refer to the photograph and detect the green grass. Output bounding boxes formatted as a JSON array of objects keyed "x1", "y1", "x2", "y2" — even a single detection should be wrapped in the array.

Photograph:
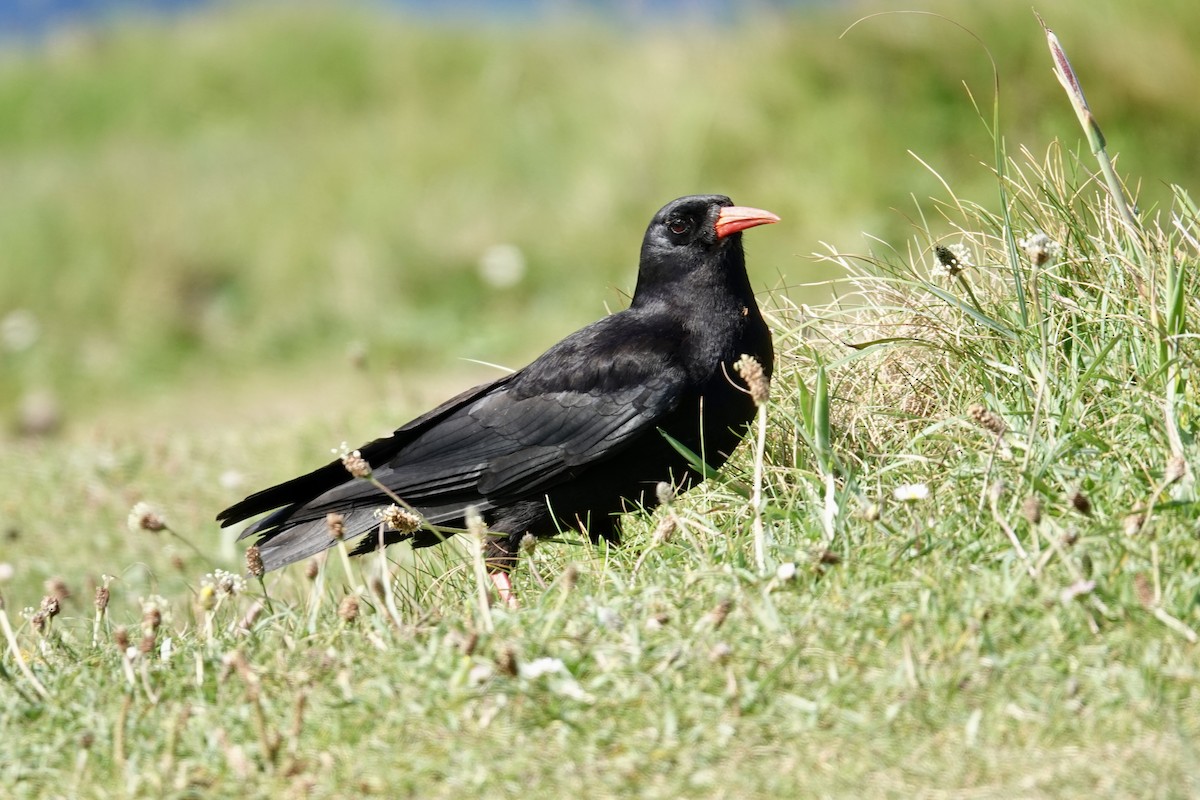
[{"x1": 2, "y1": 3, "x2": 1200, "y2": 798}]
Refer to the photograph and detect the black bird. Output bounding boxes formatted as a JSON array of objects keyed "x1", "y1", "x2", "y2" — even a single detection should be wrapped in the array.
[{"x1": 217, "y1": 195, "x2": 778, "y2": 606}]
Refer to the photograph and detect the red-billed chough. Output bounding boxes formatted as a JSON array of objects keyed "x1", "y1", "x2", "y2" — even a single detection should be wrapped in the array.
[{"x1": 217, "y1": 195, "x2": 778, "y2": 606}]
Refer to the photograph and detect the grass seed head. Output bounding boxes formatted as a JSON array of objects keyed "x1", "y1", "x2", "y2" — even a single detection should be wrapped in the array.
[
  {"x1": 1134, "y1": 573, "x2": 1155, "y2": 609},
  {"x1": 1069, "y1": 490, "x2": 1092, "y2": 517},
  {"x1": 652, "y1": 515, "x2": 677, "y2": 543},
  {"x1": 1018, "y1": 232, "x2": 1062, "y2": 266},
  {"x1": 246, "y1": 545, "x2": 265, "y2": 578},
  {"x1": 94, "y1": 585, "x2": 110, "y2": 612},
  {"x1": 325, "y1": 512, "x2": 346, "y2": 540},
  {"x1": 561, "y1": 564, "x2": 579, "y2": 593},
  {"x1": 339, "y1": 449, "x2": 371, "y2": 479},
  {"x1": 39, "y1": 595, "x2": 60, "y2": 619},
  {"x1": 465, "y1": 506, "x2": 487, "y2": 538},
  {"x1": 140, "y1": 594, "x2": 169, "y2": 635},
  {"x1": 237, "y1": 600, "x2": 265, "y2": 634},
  {"x1": 932, "y1": 243, "x2": 972, "y2": 279},
  {"x1": 375, "y1": 504, "x2": 421, "y2": 534},
  {"x1": 338, "y1": 595, "x2": 360, "y2": 623},
  {"x1": 496, "y1": 645, "x2": 519, "y2": 677},
  {"x1": 704, "y1": 598, "x2": 734, "y2": 630},
  {"x1": 968, "y1": 403, "x2": 1007, "y2": 436},
  {"x1": 127, "y1": 501, "x2": 167, "y2": 533},
  {"x1": 1021, "y1": 497, "x2": 1043, "y2": 526},
  {"x1": 114, "y1": 625, "x2": 130, "y2": 652},
  {"x1": 734, "y1": 353, "x2": 770, "y2": 406}
]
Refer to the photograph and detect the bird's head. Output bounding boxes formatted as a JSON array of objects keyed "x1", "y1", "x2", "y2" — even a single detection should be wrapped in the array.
[{"x1": 635, "y1": 195, "x2": 779, "y2": 302}]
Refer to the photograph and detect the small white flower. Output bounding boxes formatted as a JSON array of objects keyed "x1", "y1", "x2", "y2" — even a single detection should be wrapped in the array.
[
  {"x1": 0, "y1": 563, "x2": 13, "y2": 582},
  {"x1": 478, "y1": 244, "x2": 526, "y2": 289},
  {"x1": 519, "y1": 657, "x2": 566, "y2": 680},
  {"x1": 892, "y1": 483, "x2": 930, "y2": 502},
  {"x1": 203, "y1": 569, "x2": 246, "y2": 598},
  {"x1": 219, "y1": 470, "x2": 245, "y2": 491},
  {"x1": 775, "y1": 562, "x2": 798, "y2": 582},
  {"x1": 1, "y1": 309, "x2": 39, "y2": 352},
  {"x1": 1018, "y1": 232, "x2": 1062, "y2": 266}
]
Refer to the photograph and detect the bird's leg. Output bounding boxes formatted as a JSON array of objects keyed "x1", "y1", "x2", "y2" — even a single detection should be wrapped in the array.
[
  {"x1": 485, "y1": 535, "x2": 521, "y2": 609},
  {"x1": 489, "y1": 571, "x2": 520, "y2": 610}
]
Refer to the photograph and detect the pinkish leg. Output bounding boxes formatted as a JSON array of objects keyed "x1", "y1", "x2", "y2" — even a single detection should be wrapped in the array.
[{"x1": 489, "y1": 571, "x2": 520, "y2": 609}]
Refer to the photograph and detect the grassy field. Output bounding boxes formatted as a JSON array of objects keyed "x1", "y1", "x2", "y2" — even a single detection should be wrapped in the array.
[{"x1": 2, "y1": 2, "x2": 1199, "y2": 797}]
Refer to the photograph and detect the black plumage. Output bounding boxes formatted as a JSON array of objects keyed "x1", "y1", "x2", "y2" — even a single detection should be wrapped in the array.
[{"x1": 217, "y1": 195, "x2": 777, "y2": 600}]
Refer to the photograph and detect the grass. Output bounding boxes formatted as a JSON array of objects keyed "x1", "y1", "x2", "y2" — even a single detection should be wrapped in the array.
[{"x1": 2, "y1": 3, "x2": 1200, "y2": 798}]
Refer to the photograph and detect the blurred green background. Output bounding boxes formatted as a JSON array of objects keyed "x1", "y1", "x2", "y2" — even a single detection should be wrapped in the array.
[{"x1": 1, "y1": 0, "x2": 1198, "y2": 437}]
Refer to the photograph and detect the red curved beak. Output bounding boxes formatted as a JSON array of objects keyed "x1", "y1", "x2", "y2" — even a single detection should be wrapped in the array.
[{"x1": 715, "y1": 206, "x2": 780, "y2": 239}]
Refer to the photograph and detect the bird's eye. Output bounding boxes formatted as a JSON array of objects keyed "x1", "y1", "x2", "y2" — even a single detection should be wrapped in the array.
[{"x1": 668, "y1": 219, "x2": 690, "y2": 236}]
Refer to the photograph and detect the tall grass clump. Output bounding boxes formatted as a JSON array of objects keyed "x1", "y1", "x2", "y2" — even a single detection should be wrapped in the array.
[{"x1": 762, "y1": 6, "x2": 1200, "y2": 742}]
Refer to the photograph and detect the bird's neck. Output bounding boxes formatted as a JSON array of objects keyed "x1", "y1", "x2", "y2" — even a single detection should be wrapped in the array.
[{"x1": 631, "y1": 245, "x2": 758, "y2": 316}]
